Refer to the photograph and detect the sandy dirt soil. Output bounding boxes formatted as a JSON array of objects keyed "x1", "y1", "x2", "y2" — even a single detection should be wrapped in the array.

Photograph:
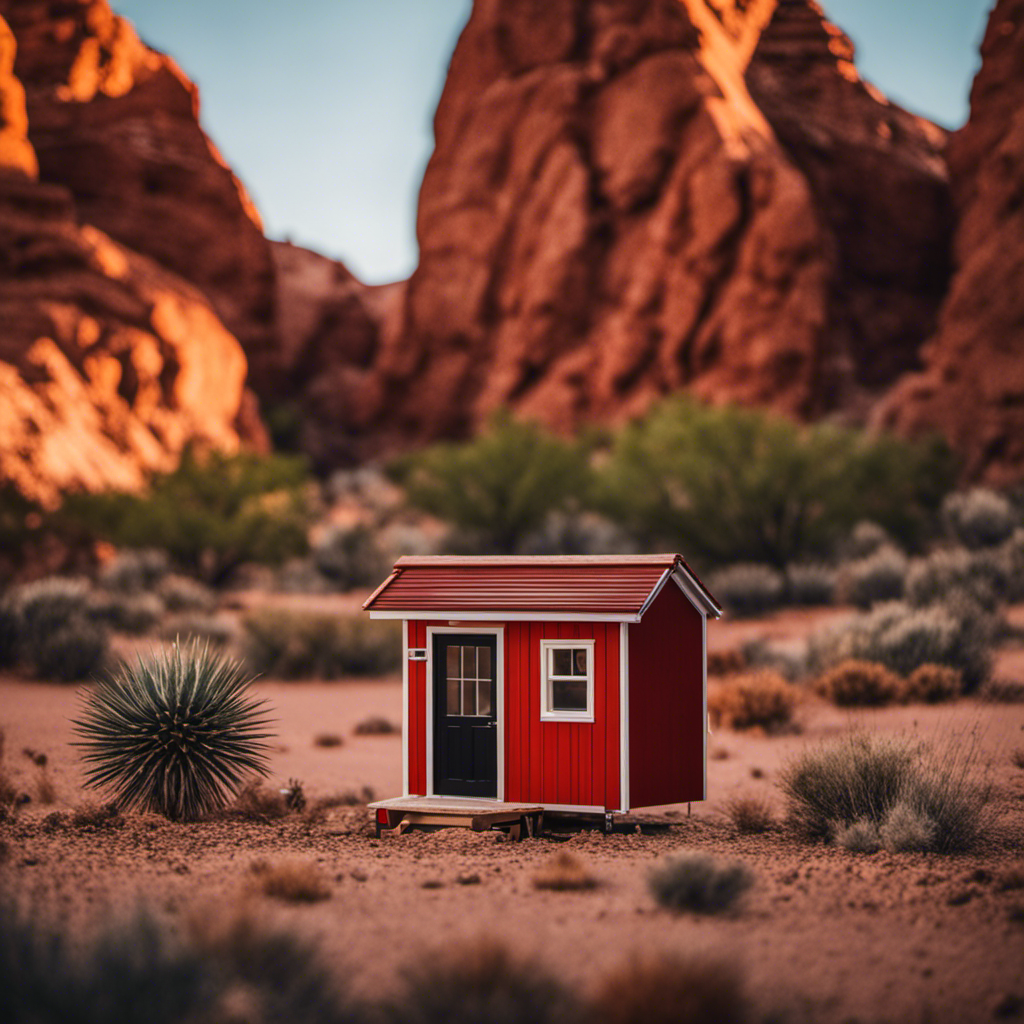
[{"x1": 2, "y1": 607, "x2": 1024, "y2": 1023}]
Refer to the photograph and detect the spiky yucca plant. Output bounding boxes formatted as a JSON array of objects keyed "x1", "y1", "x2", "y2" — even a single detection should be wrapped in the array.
[{"x1": 73, "y1": 640, "x2": 274, "y2": 821}]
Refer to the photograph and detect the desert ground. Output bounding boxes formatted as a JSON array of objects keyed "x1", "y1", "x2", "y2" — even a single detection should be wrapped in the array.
[{"x1": 2, "y1": 604, "x2": 1023, "y2": 1024}]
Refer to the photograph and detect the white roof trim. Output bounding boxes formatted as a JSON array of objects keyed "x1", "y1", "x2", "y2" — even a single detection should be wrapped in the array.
[{"x1": 368, "y1": 610, "x2": 640, "y2": 622}]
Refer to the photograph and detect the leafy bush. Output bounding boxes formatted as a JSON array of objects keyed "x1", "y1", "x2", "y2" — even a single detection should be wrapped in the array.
[
  {"x1": 844, "y1": 520, "x2": 893, "y2": 559},
  {"x1": 242, "y1": 610, "x2": 401, "y2": 678},
  {"x1": 11, "y1": 577, "x2": 91, "y2": 646},
  {"x1": 905, "y1": 548, "x2": 1007, "y2": 608},
  {"x1": 723, "y1": 794, "x2": 774, "y2": 834},
  {"x1": 32, "y1": 620, "x2": 109, "y2": 682},
  {"x1": 785, "y1": 563, "x2": 836, "y2": 606},
  {"x1": 707, "y1": 563, "x2": 784, "y2": 617},
  {"x1": 0, "y1": 598, "x2": 19, "y2": 669},
  {"x1": 87, "y1": 591, "x2": 164, "y2": 634},
  {"x1": 809, "y1": 599, "x2": 993, "y2": 691},
  {"x1": 648, "y1": 853, "x2": 753, "y2": 914},
  {"x1": 61, "y1": 448, "x2": 313, "y2": 584},
  {"x1": 979, "y1": 677, "x2": 1024, "y2": 703},
  {"x1": 840, "y1": 545, "x2": 907, "y2": 608},
  {"x1": 97, "y1": 549, "x2": 169, "y2": 593},
  {"x1": 1000, "y1": 528, "x2": 1024, "y2": 601},
  {"x1": 161, "y1": 615, "x2": 234, "y2": 648},
  {"x1": 590, "y1": 954, "x2": 748, "y2": 1024},
  {"x1": 943, "y1": 488, "x2": 1018, "y2": 549},
  {"x1": 813, "y1": 659, "x2": 903, "y2": 707},
  {"x1": 311, "y1": 524, "x2": 388, "y2": 590},
  {"x1": 73, "y1": 640, "x2": 273, "y2": 820},
  {"x1": 393, "y1": 941, "x2": 576, "y2": 1024},
  {"x1": 903, "y1": 663, "x2": 963, "y2": 703},
  {"x1": 392, "y1": 410, "x2": 593, "y2": 554},
  {"x1": 597, "y1": 397, "x2": 955, "y2": 567},
  {"x1": 158, "y1": 575, "x2": 216, "y2": 613},
  {"x1": 779, "y1": 732, "x2": 991, "y2": 852},
  {"x1": 519, "y1": 510, "x2": 634, "y2": 556},
  {"x1": 708, "y1": 671, "x2": 799, "y2": 731}
]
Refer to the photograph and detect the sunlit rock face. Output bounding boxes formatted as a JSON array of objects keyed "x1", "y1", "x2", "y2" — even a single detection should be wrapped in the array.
[
  {"x1": 0, "y1": 0, "x2": 280, "y2": 394},
  {"x1": 0, "y1": 12, "x2": 262, "y2": 507},
  {"x1": 875, "y1": 0, "x2": 1024, "y2": 484},
  {"x1": 342, "y1": 0, "x2": 950, "y2": 448}
]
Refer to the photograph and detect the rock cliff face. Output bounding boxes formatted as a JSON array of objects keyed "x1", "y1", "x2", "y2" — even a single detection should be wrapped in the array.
[
  {"x1": 876, "y1": 0, "x2": 1024, "y2": 484},
  {"x1": 348, "y1": 0, "x2": 951, "y2": 445},
  {"x1": 0, "y1": 12, "x2": 262, "y2": 506},
  {"x1": 0, "y1": 0, "x2": 279, "y2": 392}
]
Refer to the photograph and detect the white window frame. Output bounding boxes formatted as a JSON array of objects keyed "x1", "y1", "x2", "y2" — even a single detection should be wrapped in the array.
[{"x1": 540, "y1": 639, "x2": 595, "y2": 723}]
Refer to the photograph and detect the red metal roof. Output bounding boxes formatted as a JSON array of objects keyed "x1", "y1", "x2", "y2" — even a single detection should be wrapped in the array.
[{"x1": 362, "y1": 554, "x2": 720, "y2": 618}]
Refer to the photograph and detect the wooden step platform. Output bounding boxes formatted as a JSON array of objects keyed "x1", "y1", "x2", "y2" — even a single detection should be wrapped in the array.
[{"x1": 369, "y1": 796, "x2": 545, "y2": 839}]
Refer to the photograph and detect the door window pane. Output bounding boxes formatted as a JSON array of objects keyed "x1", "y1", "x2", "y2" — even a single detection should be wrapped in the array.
[
  {"x1": 462, "y1": 646, "x2": 477, "y2": 680},
  {"x1": 477, "y1": 677, "x2": 492, "y2": 716},
  {"x1": 447, "y1": 677, "x2": 461, "y2": 715},
  {"x1": 462, "y1": 677, "x2": 477, "y2": 716},
  {"x1": 477, "y1": 645, "x2": 492, "y2": 681},
  {"x1": 447, "y1": 646, "x2": 460, "y2": 679}
]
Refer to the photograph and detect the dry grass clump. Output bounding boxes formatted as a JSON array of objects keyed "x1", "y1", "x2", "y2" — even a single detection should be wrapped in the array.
[
  {"x1": 312, "y1": 786, "x2": 376, "y2": 809},
  {"x1": 723, "y1": 793, "x2": 774, "y2": 834},
  {"x1": 813, "y1": 659, "x2": 903, "y2": 707},
  {"x1": 393, "y1": 940, "x2": 576, "y2": 1024},
  {"x1": 354, "y1": 716, "x2": 399, "y2": 736},
  {"x1": 708, "y1": 671, "x2": 799, "y2": 731},
  {"x1": 532, "y1": 851, "x2": 599, "y2": 891},
  {"x1": 249, "y1": 859, "x2": 332, "y2": 903},
  {"x1": 590, "y1": 954, "x2": 748, "y2": 1024},
  {"x1": 707, "y1": 648, "x2": 746, "y2": 676},
  {"x1": 229, "y1": 780, "x2": 290, "y2": 820},
  {"x1": 779, "y1": 731, "x2": 992, "y2": 853},
  {"x1": 648, "y1": 853, "x2": 753, "y2": 914},
  {"x1": 903, "y1": 663, "x2": 963, "y2": 703},
  {"x1": 70, "y1": 802, "x2": 125, "y2": 828}
]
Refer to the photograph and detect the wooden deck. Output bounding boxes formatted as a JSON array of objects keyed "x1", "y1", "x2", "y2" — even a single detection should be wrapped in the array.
[{"x1": 368, "y1": 796, "x2": 545, "y2": 838}]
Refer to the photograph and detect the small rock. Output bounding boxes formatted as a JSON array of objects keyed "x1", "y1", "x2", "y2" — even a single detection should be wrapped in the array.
[
  {"x1": 350, "y1": 870, "x2": 368, "y2": 882},
  {"x1": 422, "y1": 879, "x2": 443, "y2": 889}
]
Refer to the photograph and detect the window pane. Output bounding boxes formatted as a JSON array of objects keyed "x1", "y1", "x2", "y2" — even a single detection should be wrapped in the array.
[
  {"x1": 477, "y1": 645, "x2": 492, "y2": 681},
  {"x1": 463, "y1": 678, "x2": 477, "y2": 716},
  {"x1": 446, "y1": 646, "x2": 460, "y2": 679},
  {"x1": 573, "y1": 649, "x2": 588, "y2": 676},
  {"x1": 551, "y1": 678, "x2": 588, "y2": 712},
  {"x1": 462, "y1": 646, "x2": 477, "y2": 680},
  {"x1": 477, "y1": 677, "x2": 492, "y2": 716},
  {"x1": 551, "y1": 648, "x2": 572, "y2": 676},
  {"x1": 447, "y1": 677, "x2": 460, "y2": 715}
]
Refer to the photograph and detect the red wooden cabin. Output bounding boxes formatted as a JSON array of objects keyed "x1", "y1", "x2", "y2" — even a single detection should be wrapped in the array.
[{"x1": 362, "y1": 554, "x2": 720, "y2": 820}]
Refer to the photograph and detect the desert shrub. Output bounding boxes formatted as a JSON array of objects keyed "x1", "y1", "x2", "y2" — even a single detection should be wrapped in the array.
[
  {"x1": 249, "y1": 859, "x2": 331, "y2": 903},
  {"x1": 707, "y1": 648, "x2": 746, "y2": 676},
  {"x1": 10, "y1": 576, "x2": 91, "y2": 645},
  {"x1": 0, "y1": 597, "x2": 20, "y2": 668},
  {"x1": 158, "y1": 574, "x2": 216, "y2": 613},
  {"x1": 275, "y1": 557, "x2": 333, "y2": 593},
  {"x1": 1000, "y1": 528, "x2": 1024, "y2": 601},
  {"x1": 813, "y1": 659, "x2": 903, "y2": 707},
  {"x1": 32, "y1": 619, "x2": 109, "y2": 682},
  {"x1": 980, "y1": 677, "x2": 1024, "y2": 703},
  {"x1": 648, "y1": 853, "x2": 753, "y2": 914},
  {"x1": 97, "y1": 549, "x2": 169, "y2": 593},
  {"x1": 834, "y1": 818, "x2": 881, "y2": 853},
  {"x1": 161, "y1": 615, "x2": 234, "y2": 648},
  {"x1": 596, "y1": 397, "x2": 955, "y2": 567},
  {"x1": 392, "y1": 410, "x2": 593, "y2": 554},
  {"x1": 785, "y1": 562, "x2": 836, "y2": 606},
  {"x1": 354, "y1": 715, "x2": 399, "y2": 735},
  {"x1": 903, "y1": 663, "x2": 963, "y2": 703},
  {"x1": 707, "y1": 563, "x2": 784, "y2": 617},
  {"x1": 589, "y1": 953, "x2": 748, "y2": 1024},
  {"x1": 905, "y1": 548, "x2": 1007, "y2": 608},
  {"x1": 532, "y1": 852, "x2": 599, "y2": 891},
  {"x1": 73, "y1": 640, "x2": 273, "y2": 820},
  {"x1": 779, "y1": 732, "x2": 990, "y2": 852},
  {"x1": 708, "y1": 671, "x2": 799, "y2": 731},
  {"x1": 809, "y1": 599, "x2": 993, "y2": 691},
  {"x1": 60, "y1": 448, "x2": 313, "y2": 584},
  {"x1": 228, "y1": 780, "x2": 290, "y2": 821},
  {"x1": 311, "y1": 524, "x2": 388, "y2": 590},
  {"x1": 840, "y1": 545, "x2": 907, "y2": 608},
  {"x1": 242, "y1": 610, "x2": 401, "y2": 678},
  {"x1": 723, "y1": 794, "x2": 774, "y2": 834},
  {"x1": 87, "y1": 591, "x2": 164, "y2": 634},
  {"x1": 844, "y1": 520, "x2": 893, "y2": 559},
  {"x1": 519, "y1": 510, "x2": 634, "y2": 556},
  {"x1": 943, "y1": 488, "x2": 1018, "y2": 549},
  {"x1": 878, "y1": 799, "x2": 938, "y2": 852},
  {"x1": 392, "y1": 941, "x2": 576, "y2": 1024}
]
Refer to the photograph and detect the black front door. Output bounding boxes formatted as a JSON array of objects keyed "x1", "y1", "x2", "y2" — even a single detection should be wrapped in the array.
[{"x1": 433, "y1": 633, "x2": 498, "y2": 798}]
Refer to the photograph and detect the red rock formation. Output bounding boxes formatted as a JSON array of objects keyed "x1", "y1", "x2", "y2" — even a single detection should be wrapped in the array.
[
  {"x1": 0, "y1": 12, "x2": 262, "y2": 506},
  {"x1": 345, "y1": 0, "x2": 950, "y2": 449},
  {"x1": 876, "y1": 0, "x2": 1024, "y2": 484},
  {"x1": 0, "y1": 0, "x2": 279, "y2": 392}
]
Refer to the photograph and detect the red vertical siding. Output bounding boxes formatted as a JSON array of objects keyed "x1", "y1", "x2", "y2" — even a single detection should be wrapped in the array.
[
  {"x1": 407, "y1": 620, "x2": 427, "y2": 794},
  {"x1": 627, "y1": 582, "x2": 705, "y2": 808}
]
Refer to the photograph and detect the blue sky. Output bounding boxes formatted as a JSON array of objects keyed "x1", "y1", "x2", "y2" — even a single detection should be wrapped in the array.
[{"x1": 113, "y1": 0, "x2": 992, "y2": 285}]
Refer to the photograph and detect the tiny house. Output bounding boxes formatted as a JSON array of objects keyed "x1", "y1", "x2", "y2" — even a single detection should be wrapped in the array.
[{"x1": 362, "y1": 554, "x2": 720, "y2": 830}]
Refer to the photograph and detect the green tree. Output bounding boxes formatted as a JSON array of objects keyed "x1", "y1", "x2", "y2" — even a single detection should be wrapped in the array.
[
  {"x1": 61, "y1": 447, "x2": 313, "y2": 583},
  {"x1": 597, "y1": 397, "x2": 955, "y2": 568},
  {"x1": 393, "y1": 411, "x2": 593, "y2": 553}
]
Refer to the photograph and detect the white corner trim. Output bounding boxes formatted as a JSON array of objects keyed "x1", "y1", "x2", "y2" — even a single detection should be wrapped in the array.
[
  {"x1": 619, "y1": 621, "x2": 629, "y2": 813},
  {"x1": 702, "y1": 612, "x2": 708, "y2": 801},
  {"x1": 401, "y1": 619, "x2": 409, "y2": 797},
  {"x1": 425, "y1": 626, "x2": 505, "y2": 802},
  {"x1": 539, "y1": 639, "x2": 595, "y2": 723}
]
